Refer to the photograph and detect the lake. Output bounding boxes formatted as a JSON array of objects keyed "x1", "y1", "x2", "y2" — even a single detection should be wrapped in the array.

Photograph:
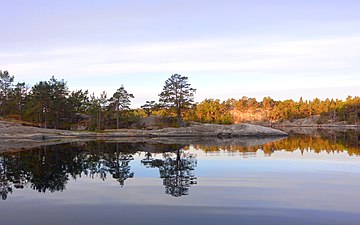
[{"x1": 1, "y1": 129, "x2": 360, "y2": 225}]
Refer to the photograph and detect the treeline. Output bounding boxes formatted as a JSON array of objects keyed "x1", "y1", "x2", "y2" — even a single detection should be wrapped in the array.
[
  {"x1": 189, "y1": 96, "x2": 360, "y2": 124},
  {"x1": 0, "y1": 70, "x2": 135, "y2": 129},
  {"x1": 0, "y1": 71, "x2": 197, "y2": 130},
  {"x1": 1, "y1": 70, "x2": 359, "y2": 130}
]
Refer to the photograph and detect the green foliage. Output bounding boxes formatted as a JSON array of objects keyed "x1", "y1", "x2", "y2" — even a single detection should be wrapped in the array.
[
  {"x1": 110, "y1": 110, "x2": 142, "y2": 129},
  {"x1": 0, "y1": 69, "x2": 358, "y2": 129},
  {"x1": 0, "y1": 70, "x2": 15, "y2": 116},
  {"x1": 7, "y1": 82, "x2": 28, "y2": 119},
  {"x1": 68, "y1": 89, "x2": 89, "y2": 114},
  {"x1": 319, "y1": 96, "x2": 360, "y2": 124},
  {"x1": 194, "y1": 99, "x2": 233, "y2": 124},
  {"x1": 87, "y1": 91, "x2": 108, "y2": 130},
  {"x1": 132, "y1": 108, "x2": 147, "y2": 118},
  {"x1": 25, "y1": 76, "x2": 70, "y2": 128},
  {"x1": 108, "y1": 85, "x2": 134, "y2": 129},
  {"x1": 191, "y1": 96, "x2": 359, "y2": 125},
  {"x1": 108, "y1": 85, "x2": 134, "y2": 112},
  {"x1": 159, "y1": 74, "x2": 196, "y2": 119},
  {"x1": 141, "y1": 100, "x2": 159, "y2": 117}
]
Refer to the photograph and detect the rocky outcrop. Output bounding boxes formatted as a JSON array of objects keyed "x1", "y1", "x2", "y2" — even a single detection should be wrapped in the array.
[
  {"x1": 147, "y1": 123, "x2": 287, "y2": 137},
  {"x1": 0, "y1": 121, "x2": 287, "y2": 152},
  {"x1": 231, "y1": 109, "x2": 268, "y2": 123},
  {"x1": 0, "y1": 122, "x2": 287, "y2": 139}
]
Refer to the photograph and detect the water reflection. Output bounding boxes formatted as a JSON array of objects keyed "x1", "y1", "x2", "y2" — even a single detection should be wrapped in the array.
[
  {"x1": 0, "y1": 142, "x2": 187, "y2": 200},
  {"x1": 141, "y1": 150, "x2": 197, "y2": 197},
  {"x1": 194, "y1": 129, "x2": 360, "y2": 156},
  {"x1": 0, "y1": 130, "x2": 359, "y2": 200}
]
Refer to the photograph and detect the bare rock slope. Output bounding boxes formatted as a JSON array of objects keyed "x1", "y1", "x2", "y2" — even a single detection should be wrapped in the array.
[
  {"x1": 0, "y1": 120, "x2": 287, "y2": 151},
  {"x1": 1, "y1": 120, "x2": 287, "y2": 139},
  {"x1": 148, "y1": 123, "x2": 287, "y2": 137}
]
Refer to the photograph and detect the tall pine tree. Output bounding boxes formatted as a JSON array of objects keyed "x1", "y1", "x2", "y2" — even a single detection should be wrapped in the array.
[{"x1": 159, "y1": 74, "x2": 196, "y2": 119}]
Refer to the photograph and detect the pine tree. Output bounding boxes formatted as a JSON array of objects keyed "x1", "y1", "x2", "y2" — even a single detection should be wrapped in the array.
[
  {"x1": 9, "y1": 82, "x2": 29, "y2": 119},
  {"x1": 31, "y1": 81, "x2": 52, "y2": 128},
  {"x1": 159, "y1": 74, "x2": 196, "y2": 119},
  {"x1": 141, "y1": 100, "x2": 158, "y2": 117},
  {"x1": 0, "y1": 70, "x2": 14, "y2": 116},
  {"x1": 108, "y1": 85, "x2": 134, "y2": 129}
]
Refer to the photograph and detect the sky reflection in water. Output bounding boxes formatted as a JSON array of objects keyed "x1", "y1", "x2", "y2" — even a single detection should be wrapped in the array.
[{"x1": 1, "y1": 135, "x2": 360, "y2": 225}]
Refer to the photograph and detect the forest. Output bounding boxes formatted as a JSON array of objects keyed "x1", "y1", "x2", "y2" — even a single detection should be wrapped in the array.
[{"x1": 0, "y1": 70, "x2": 359, "y2": 130}]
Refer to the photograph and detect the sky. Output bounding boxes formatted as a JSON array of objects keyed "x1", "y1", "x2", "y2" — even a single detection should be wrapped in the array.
[{"x1": 1, "y1": 0, "x2": 359, "y2": 108}]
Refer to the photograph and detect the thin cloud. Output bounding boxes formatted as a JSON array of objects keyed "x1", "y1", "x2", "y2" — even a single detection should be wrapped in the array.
[
  {"x1": 2, "y1": 35, "x2": 359, "y2": 106},
  {"x1": 3, "y1": 35, "x2": 360, "y2": 76}
]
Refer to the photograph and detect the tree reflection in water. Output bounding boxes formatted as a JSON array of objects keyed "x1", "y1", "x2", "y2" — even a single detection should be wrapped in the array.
[
  {"x1": 141, "y1": 149, "x2": 197, "y2": 197},
  {"x1": 0, "y1": 180, "x2": 12, "y2": 200},
  {"x1": 0, "y1": 142, "x2": 138, "y2": 200},
  {"x1": 0, "y1": 130, "x2": 359, "y2": 200},
  {"x1": 110, "y1": 143, "x2": 134, "y2": 187},
  {"x1": 0, "y1": 142, "x2": 190, "y2": 200}
]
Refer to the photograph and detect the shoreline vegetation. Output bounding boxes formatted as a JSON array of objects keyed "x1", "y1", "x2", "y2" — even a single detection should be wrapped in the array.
[{"x1": 0, "y1": 71, "x2": 359, "y2": 131}]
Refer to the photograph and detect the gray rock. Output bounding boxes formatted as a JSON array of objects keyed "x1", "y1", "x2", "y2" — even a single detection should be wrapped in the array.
[{"x1": 148, "y1": 123, "x2": 287, "y2": 137}]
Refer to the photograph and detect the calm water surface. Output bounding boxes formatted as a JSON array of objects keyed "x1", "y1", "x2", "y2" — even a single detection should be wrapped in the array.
[{"x1": 1, "y1": 131, "x2": 360, "y2": 225}]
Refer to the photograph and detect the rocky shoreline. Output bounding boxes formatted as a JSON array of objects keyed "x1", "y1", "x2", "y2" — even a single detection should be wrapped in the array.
[
  {"x1": 2, "y1": 119, "x2": 359, "y2": 152},
  {"x1": 0, "y1": 122, "x2": 288, "y2": 139},
  {"x1": 271, "y1": 116, "x2": 360, "y2": 128},
  {"x1": 0, "y1": 121, "x2": 288, "y2": 151}
]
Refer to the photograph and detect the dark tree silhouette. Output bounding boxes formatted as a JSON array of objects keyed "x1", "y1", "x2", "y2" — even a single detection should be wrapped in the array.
[
  {"x1": 110, "y1": 143, "x2": 134, "y2": 186},
  {"x1": 0, "y1": 70, "x2": 14, "y2": 116},
  {"x1": 141, "y1": 149, "x2": 197, "y2": 197},
  {"x1": 159, "y1": 74, "x2": 196, "y2": 119},
  {"x1": 108, "y1": 85, "x2": 134, "y2": 129},
  {"x1": 141, "y1": 100, "x2": 158, "y2": 117}
]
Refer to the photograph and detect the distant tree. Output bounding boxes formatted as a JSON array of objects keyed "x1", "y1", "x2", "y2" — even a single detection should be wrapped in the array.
[
  {"x1": 8, "y1": 82, "x2": 29, "y2": 119},
  {"x1": 159, "y1": 74, "x2": 196, "y2": 119},
  {"x1": 88, "y1": 94, "x2": 99, "y2": 130},
  {"x1": 261, "y1": 96, "x2": 275, "y2": 110},
  {"x1": 48, "y1": 77, "x2": 69, "y2": 128},
  {"x1": 141, "y1": 100, "x2": 158, "y2": 117},
  {"x1": 98, "y1": 91, "x2": 108, "y2": 129},
  {"x1": 88, "y1": 91, "x2": 108, "y2": 130},
  {"x1": 108, "y1": 85, "x2": 134, "y2": 129},
  {"x1": 246, "y1": 97, "x2": 259, "y2": 110},
  {"x1": 67, "y1": 89, "x2": 89, "y2": 114},
  {"x1": 29, "y1": 76, "x2": 69, "y2": 128},
  {"x1": 67, "y1": 89, "x2": 89, "y2": 123},
  {"x1": 30, "y1": 81, "x2": 52, "y2": 128},
  {"x1": 195, "y1": 99, "x2": 233, "y2": 124},
  {"x1": 0, "y1": 70, "x2": 14, "y2": 116}
]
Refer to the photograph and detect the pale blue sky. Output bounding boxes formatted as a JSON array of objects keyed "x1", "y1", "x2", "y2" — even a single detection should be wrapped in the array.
[{"x1": 1, "y1": 0, "x2": 359, "y2": 107}]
